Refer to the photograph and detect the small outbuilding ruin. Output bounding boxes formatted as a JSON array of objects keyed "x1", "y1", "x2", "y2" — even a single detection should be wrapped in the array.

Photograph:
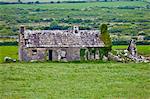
[{"x1": 19, "y1": 26, "x2": 106, "y2": 62}]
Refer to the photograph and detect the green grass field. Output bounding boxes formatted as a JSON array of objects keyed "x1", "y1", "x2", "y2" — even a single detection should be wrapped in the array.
[
  {"x1": 0, "y1": 1, "x2": 147, "y2": 9},
  {"x1": 0, "y1": 2, "x2": 149, "y2": 98},
  {"x1": 0, "y1": 62, "x2": 149, "y2": 98},
  {"x1": 0, "y1": 45, "x2": 149, "y2": 63},
  {"x1": 1, "y1": 0, "x2": 149, "y2": 2},
  {"x1": 112, "y1": 45, "x2": 150, "y2": 57},
  {"x1": 0, "y1": 46, "x2": 18, "y2": 63}
]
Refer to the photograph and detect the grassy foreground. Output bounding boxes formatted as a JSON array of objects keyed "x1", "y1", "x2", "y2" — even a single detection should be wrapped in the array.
[{"x1": 0, "y1": 62, "x2": 149, "y2": 98}]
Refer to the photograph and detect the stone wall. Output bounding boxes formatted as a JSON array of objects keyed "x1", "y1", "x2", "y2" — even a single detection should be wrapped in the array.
[
  {"x1": 20, "y1": 47, "x2": 81, "y2": 62},
  {"x1": 18, "y1": 26, "x2": 103, "y2": 62},
  {"x1": 20, "y1": 47, "x2": 102, "y2": 62},
  {"x1": 47, "y1": 48, "x2": 80, "y2": 61},
  {"x1": 21, "y1": 48, "x2": 46, "y2": 61}
]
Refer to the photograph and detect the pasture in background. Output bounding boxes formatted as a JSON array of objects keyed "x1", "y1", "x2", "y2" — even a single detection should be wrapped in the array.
[{"x1": 0, "y1": 1, "x2": 150, "y2": 49}]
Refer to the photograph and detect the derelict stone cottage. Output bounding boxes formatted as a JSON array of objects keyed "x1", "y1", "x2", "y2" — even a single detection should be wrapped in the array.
[{"x1": 19, "y1": 26, "x2": 105, "y2": 62}]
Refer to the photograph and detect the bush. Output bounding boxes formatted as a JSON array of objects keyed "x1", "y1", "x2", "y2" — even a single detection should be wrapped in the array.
[
  {"x1": 35, "y1": 1, "x2": 40, "y2": 4},
  {"x1": 136, "y1": 41, "x2": 150, "y2": 45},
  {"x1": 80, "y1": 49, "x2": 86, "y2": 61},
  {"x1": 0, "y1": 42, "x2": 18, "y2": 46},
  {"x1": 99, "y1": 47, "x2": 111, "y2": 59},
  {"x1": 100, "y1": 24, "x2": 112, "y2": 50},
  {"x1": 49, "y1": 21, "x2": 59, "y2": 30},
  {"x1": 112, "y1": 41, "x2": 128, "y2": 45},
  {"x1": 144, "y1": 36, "x2": 150, "y2": 40},
  {"x1": 62, "y1": 1, "x2": 86, "y2": 3}
]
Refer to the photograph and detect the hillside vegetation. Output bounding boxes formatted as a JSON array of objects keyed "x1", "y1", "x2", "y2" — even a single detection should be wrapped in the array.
[
  {"x1": 0, "y1": 0, "x2": 86, "y2": 2},
  {"x1": 0, "y1": 1, "x2": 150, "y2": 37},
  {"x1": 1, "y1": 0, "x2": 148, "y2": 2}
]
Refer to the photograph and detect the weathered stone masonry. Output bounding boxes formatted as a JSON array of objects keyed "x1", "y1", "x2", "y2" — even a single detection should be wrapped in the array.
[{"x1": 19, "y1": 26, "x2": 105, "y2": 62}]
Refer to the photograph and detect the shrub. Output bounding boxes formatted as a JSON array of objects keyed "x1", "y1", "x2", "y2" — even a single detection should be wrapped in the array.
[
  {"x1": 0, "y1": 42, "x2": 18, "y2": 46},
  {"x1": 99, "y1": 47, "x2": 111, "y2": 59},
  {"x1": 100, "y1": 24, "x2": 112, "y2": 52},
  {"x1": 49, "y1": 21, "x2": 59, "y2": 30},
  {"x1": 144, "y1": 36, "x2": 150, "y2": 40},
  {"x1": 35, "y1": 1, "x2": 40, "y2": 4},
  {"x1": 136, "y1": 41, "x2": 150, "y2": 45},
  {"x1": 112, "y1": 41, "x2": 128, "y2": 45},
  {"x1": 80, "y1": 49, "x2": 86, "y2": 61}
]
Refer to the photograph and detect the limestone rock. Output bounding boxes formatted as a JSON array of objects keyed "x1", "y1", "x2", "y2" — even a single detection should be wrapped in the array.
[
  {"x1": 102, "y1": 56, "x2": 108, "y2": 62},
  {"x1": 126, "y1": 39, "x2": 149, "y2": 63},
  {"x1": 4, "y1": 56, "x2": 16, "y2": 63},
  {"x1": 108, "y1": 52, "x2": 123, "y2": 62},
  {"x1": 127, "y1": 39, "x2": 137, "y2": 57}
]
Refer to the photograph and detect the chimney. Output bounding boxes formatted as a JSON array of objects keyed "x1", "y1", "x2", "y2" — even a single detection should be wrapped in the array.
[
  {"x1": 73, "y1": 25, "x2": 79, "y2": 34},
  {"x1": 20, "y1": 25, "x2": 25, "y2": 34},
  {"x1": 18, "y1": 0, "x2": 21, "y2": 3}
]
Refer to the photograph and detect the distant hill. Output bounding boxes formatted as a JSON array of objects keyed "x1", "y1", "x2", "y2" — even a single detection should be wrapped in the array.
[
  {"x1": 0, "y1": 0, "x2": 87, "y2": 2},
  {"x1": 0, "y1": 0, "x2": 146, "y2": 3}
]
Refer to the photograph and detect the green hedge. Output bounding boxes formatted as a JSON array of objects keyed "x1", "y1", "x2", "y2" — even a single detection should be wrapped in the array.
[
  {"x1": 112, "y1": 41, "x2": 150, "y2": 45},
  {"x1": 0, "y1": 42, "x2": 18, "y2": 46}
]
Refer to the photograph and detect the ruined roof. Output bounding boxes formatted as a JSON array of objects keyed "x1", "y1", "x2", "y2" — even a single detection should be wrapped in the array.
[{"x1": 24, "y1": 30, "x2": 105, "y2": 48}]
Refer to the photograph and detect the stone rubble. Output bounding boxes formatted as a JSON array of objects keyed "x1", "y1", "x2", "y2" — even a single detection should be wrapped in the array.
[{"x1": 107, "y1": 39, "x2": 149, "y2": 63}]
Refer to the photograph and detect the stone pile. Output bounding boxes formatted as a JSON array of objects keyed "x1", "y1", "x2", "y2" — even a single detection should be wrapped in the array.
[
  {"x1": 107, "y1": 39, "x2": 149, "y2": 63},
  {"x1": 4, "y1": 56, "x2": 16, "y2": 63},
  {"x1": 127, "y1": 39, "x2": 149, "y2": 63},
  {"x1": 108, "y1": 52, "x2": 123, "y2": 62}
]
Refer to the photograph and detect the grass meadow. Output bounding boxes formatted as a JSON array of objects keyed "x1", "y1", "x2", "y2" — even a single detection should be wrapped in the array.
[
  {"x1": 0, "y1": 2, "x2": 149, "y2": 98},
  {"x1": 0, "y1": 46, "x2": 149, "y2": 98},
  {"x1": 0, "y1": 62, "x2": 150, "y2": 98},
  {"x1": 112, "y1": 45, "x2": 150, "y2": 57},
  {"x1": 0, "y1": 46, "x2": 18, "y2": 63},
  {"x1": 0, "y1": 2, "x2": 147, "y2": 9}
]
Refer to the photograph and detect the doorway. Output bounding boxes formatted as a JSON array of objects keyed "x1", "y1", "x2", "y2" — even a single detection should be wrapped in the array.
[{"x1": 48, "y1": 50, "x2": 53, "y2": 61}]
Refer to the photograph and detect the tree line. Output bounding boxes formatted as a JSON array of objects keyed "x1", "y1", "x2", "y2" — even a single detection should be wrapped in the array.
[{"x1": 0, "y1": 0, "x2": 145, "y2": 5}]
